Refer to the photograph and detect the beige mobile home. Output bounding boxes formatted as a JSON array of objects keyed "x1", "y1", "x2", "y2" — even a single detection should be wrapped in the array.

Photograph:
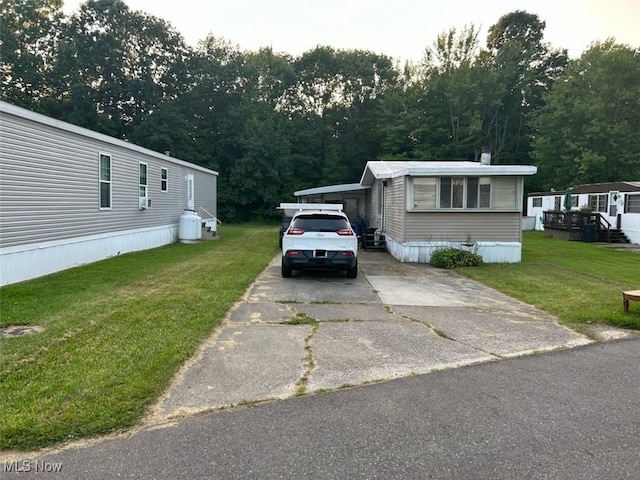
[{"x1": 296, "y1": 160, "x2": 537, "y2": 263}]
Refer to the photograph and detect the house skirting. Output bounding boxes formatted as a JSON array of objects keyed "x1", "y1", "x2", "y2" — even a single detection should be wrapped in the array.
[
  {"x1": 385, "y1": 238, "x2": 523, "y2": 263},
  {"x1": 0, "y1": 224, "x2": 178, "y2": 286},
  {"x1": 625, "y1": 228, "x2": 640, "y2": 244}
]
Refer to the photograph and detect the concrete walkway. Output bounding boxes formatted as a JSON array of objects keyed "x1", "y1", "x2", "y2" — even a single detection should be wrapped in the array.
[{"x1": 151, "y1": 251, "x2": 592, "y2": 421}]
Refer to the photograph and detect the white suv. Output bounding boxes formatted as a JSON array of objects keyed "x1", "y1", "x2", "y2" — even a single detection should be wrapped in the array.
[{"x1": 281, "y1": 207, "x2": 358, "y2": 278}]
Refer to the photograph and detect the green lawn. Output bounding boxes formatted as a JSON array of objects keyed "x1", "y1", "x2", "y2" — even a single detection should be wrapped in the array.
[
  {"x1": 457, "y1": 231, "x2": 640, "y2": 330},
  {"x1": 0, "y1": 225, "x2": 279, "y2": 451},
  {"x1": 1, "y1": 227, "x2": 638, "y2": 452}
]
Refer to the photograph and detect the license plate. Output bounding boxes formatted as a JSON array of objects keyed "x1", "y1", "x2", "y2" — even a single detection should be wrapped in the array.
[{"x1": 314, "y1": 250, "x2": 327, "y2": 258}]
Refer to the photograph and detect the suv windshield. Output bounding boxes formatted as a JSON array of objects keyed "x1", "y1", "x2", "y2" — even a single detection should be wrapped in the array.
[{"x1": 290, "y1": 214, "x2": 350, "y2": 232}]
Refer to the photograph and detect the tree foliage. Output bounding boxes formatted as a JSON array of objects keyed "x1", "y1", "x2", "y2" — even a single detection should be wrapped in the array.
[
  {"x1": 2, "y1": 2, "x2": 638, "y2": 221},
  {"x1": 0, "y1": 0, "x2": 63, "y2": 107},
  {"x1": 531, "y1": 40, "x2": 640, "y2": 189}
]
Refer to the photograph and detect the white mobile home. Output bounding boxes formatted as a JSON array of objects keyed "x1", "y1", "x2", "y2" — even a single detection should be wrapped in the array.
[
  {"x1": 527, "y1": 182, "x2": 640, "y2": 243},
  {"x1": 296, "y1": 160, "x2": 537, "y2": 263},
  {"x1": 0, "y1": 101, "x2": 218, "y2": 286}
]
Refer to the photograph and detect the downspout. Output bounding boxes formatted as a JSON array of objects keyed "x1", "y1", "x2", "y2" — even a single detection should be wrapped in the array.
[{"x1": 381, "y1": 179, "x2": 386, "y2": 232}]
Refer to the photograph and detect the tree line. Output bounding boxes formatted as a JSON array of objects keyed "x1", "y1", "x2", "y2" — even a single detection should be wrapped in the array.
[{"x1": 2, "y1": 0, "x2": 639, "y2": 221}]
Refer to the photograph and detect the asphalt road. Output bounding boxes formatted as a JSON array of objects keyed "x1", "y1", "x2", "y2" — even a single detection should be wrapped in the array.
[{"x1": 5, "y1": 337, "x2": 638, "y2": 480}]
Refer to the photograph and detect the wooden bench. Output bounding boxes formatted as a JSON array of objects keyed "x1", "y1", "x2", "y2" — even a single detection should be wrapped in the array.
[{"x1": 623, "y1": 290, "x2": 640, "y2": 312}]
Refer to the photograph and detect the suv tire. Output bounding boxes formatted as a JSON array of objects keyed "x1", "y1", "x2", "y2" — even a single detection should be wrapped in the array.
[
  {"x1": 346, "y1": 261, "x2": 358, "y2": 279},
  {"x1": 281, "y1": 262, "x2": 293, "y2": 278}
]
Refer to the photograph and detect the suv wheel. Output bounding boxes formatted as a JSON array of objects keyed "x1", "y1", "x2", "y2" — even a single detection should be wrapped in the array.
[
  {"x1": 346, "y1": 261, "x2": 358, "y2": 279},
  {"x1": 281, "y1": 262, "x2": 293, "y2": 278}
]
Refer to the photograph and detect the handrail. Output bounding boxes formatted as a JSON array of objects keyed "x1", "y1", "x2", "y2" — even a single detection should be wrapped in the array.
[
  {"x1": 199, "y1": 207, "x2": 222, "y2": 225},
  {"x1": 596, "y1": 213, "x2": 611, "y2": 241}
]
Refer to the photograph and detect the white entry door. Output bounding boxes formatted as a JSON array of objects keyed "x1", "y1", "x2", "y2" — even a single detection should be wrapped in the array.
[
  {"x1": 608, "y1": 191, "x2": 619, "y2": 217},
  {"x1": 187, "y1": 174, "x2": 195, "y2": 210}
]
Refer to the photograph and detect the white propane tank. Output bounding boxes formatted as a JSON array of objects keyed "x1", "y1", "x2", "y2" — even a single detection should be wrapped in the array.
[{"x1": 179, "y1": 209, "x2": 202, "y2": 243}]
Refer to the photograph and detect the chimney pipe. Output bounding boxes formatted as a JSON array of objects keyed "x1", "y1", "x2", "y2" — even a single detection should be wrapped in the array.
[{"x1": 480, "y1": 146, "x2": 491, "y2": 165}]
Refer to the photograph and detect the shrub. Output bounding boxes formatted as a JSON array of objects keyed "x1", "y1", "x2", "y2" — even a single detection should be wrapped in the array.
[{"x1": 430, "y1": 248, "x2": 484, "y2": 269}]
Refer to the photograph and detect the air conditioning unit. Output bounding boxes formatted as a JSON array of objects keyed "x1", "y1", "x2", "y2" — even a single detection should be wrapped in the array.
[{"x1": 139, "y1": 197, "x2": 151, "y2": 209}]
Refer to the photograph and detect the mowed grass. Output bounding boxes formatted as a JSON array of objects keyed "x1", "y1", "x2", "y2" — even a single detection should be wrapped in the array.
[
  {"x1": 0, "y1": 225, "x2": 279, "y2": 451},
  {"x1": 457, "y1": 231, "x2": 640, "y2": 330}
]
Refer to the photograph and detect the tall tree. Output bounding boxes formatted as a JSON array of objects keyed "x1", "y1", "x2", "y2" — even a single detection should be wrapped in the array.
[
  {"x1": 282, "y1": 46, "x2": 397, "y2": 185},
  {"x1": 531, "y1": 40, "x2": 640, "y2": 189},
  {"x1": 0, "y1": 0, "x2": 63, "y2": 108},
  {"x1": 52, "y1": 0, "x2": 191, "y2": 138},
  {"x1": 415, "y1": 25, "x2": 489, "y2": 160},
  {"x1": 224, "y1": 107, "x2": 291, "y2": 221},
  {"x1": 484, "y1": 11, "x2": 567, "y2": 164}
]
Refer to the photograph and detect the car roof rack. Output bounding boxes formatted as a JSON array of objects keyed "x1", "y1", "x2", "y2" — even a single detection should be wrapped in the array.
[{"x1": 277, "y1": 203, "x2": 343, "y2": 216}]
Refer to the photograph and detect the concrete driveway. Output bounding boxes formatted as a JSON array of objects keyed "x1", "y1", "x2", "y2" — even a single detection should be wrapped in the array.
[{"x1": 151, "y1": 251, "x2": 592, "y2": 421}]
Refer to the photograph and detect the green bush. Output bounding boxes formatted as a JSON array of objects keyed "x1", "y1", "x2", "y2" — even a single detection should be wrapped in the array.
[{"x1": 430, "y1": 248, "x2": 484, "y2": 269}]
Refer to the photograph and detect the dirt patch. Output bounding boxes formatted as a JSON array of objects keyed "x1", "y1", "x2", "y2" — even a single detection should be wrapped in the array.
[
  {"x1": 582, "y1": 323, "x2": 640, "y2": 341},
  {"x1": 0, "y1": 325, "x2": 44, "y2": 338}
]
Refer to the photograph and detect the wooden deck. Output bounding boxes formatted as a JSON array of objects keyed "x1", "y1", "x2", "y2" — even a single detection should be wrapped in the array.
[{"x1": 543, "y1": 211, "x2": 629, "y2": 243}]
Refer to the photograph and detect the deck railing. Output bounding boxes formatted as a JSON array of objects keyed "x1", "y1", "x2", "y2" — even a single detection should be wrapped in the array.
[{"x1": 542, "y1": 211, "x2": 610, "y2": 241}]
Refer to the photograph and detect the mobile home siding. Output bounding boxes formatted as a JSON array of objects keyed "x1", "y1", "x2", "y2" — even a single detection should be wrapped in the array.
[
  {"x1": 383, "y1": 177, "x2": 404, "y2": 241},
  {"x1": 404, "y1": 212, "x2": 522, "y2": 243},
  {"x1": 367, "y1": 181, "x2": 381, "y2": 229},
  {"x1": 0, "y1": 106, "x2": 216, "y2": 250},
  {"x1": 0, "y1": 102, "x2": 217, "y2": 285}
]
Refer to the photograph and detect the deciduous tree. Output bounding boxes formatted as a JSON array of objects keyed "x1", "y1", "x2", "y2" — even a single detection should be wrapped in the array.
[{"x1": 532, "y1": 40, "x2": 640, "y2": 189}]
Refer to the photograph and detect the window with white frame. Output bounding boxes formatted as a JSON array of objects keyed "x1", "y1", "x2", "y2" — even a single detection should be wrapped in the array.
[
  {"x1": 625, "y1": 194, "x2": 640, "y2": 213},
  {"x1": 408, "y1": 176, "x2": 517, "y2": 210},
  {"x1": 466, "y1": 177, "x2": 491, "y2": 208},
  {"x1": 571, "y1": 195, "x2": 579, "y2": 208},
  {"x1": 532, "y1": 197, "x2": 542, "y2": 207},
  {"x1": 161, "y1": 167, "x2": 168, "y2": 192},
  {"x1": 139, "y1": 163, "x2": 148, "y2": 198},
  {"x1": 440, "y1": 177, "x2": 464, "y2": 208},
  {"x1": 589, "y1": 194, "x2": 607, "y2": 212},
  {"x1": 99, "y1": 153, "x2": 111, "y2": 209},
  {"x1": 412, "y1": 177, "x2": 436, "y2": 208},
  {"x1": 493, "y1": 177, "x2": 517, "y2": 209}
]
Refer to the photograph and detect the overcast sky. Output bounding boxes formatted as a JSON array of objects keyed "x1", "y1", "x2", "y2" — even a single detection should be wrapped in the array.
[{"x1": 61, "y1": 0, "x2": 640, "y2": 62}]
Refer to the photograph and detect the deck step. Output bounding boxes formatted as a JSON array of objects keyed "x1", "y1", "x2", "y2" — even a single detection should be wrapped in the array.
[{"x1": 608, "y1": 229, "x2": 630, "y2": 244}]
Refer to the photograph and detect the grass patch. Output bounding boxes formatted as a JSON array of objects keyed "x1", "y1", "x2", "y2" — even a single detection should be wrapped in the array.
[
  {"x1": 284, "y1": 312, "x2": 318, "y2": 325},
  {"x1": 0, "y1": 225, "x2": 279, "y2": 451},
  {"x1": 457, "y1": 231, "x2": 640, "y2": 329}
]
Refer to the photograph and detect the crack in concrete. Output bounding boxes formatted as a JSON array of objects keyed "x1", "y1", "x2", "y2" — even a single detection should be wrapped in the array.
[
  {"x1": 398, "y1": 313, "x2": 505, "y2": 359},
  {"x1": 295, "y1": 322, "x2": 319, "y2": 395}
]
